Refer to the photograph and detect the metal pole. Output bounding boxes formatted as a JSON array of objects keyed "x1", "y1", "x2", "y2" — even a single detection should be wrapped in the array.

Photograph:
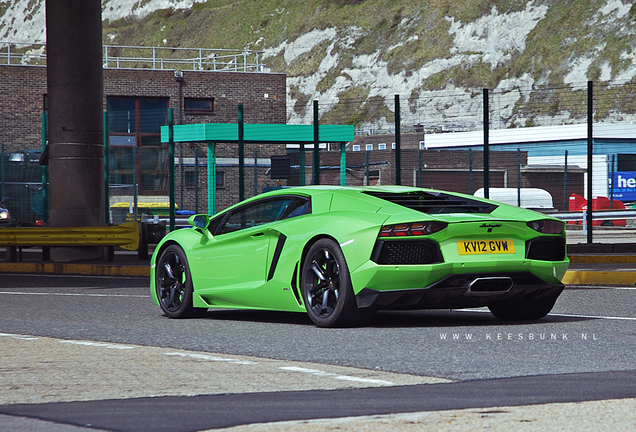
[
  {"x1": 103, "y1": 111, "x2": 109, "y2": 224},
  {"x1": 610, "y1": 154, "x2": 615, "y2": 209},
  {"x1": 254, "y1": 149, "x2": 258, "y2": 195},
  {"x1": 299, "y1": 142, "x2": 305, "y2": 187},
  {"x1": 41, "y1": 115, "x2": 48, "y2": 224},
  {"x1": 238, "y1": 104, "x2": 245, "y2": 201},
  {"x1": 340, "y1": 142, "x2": 346, "y2": 186},
  {"x1": 195, "y1": 146, "x2": 199, "y2": 213},
  {"x1": 394, "y1": 95, "x2": 402, "y2": 185},
  {"x1": 1, "y1": 142, "x2": 4, "y2": 201},
  {"x1": 176, "y1": 73, "x2": 184, "y2": 210},
  {"x1": 168, "y1": 108, "x2": 175, "y2": 231},
  {"x1": 469, "y1": 149, "x2": 473, "y2": 194},
  {"x1": 207, "y1": 142, "x2": 216, "y2": 215},
  {"x1": 133, "y1": 145, "x2": 138, "y2": 223},
  {"x1": 313, "y1": 100, "x2": 320, "y2": 185},
  {"x1": 365, "y1": 149, "x2": 370, "y2": 186},
  {"x1": 563, "y1": 150, "x2": 568, "y2": 211},
  {"x1": 517, "y1": 148, "x2": 521, "y2": 207},
  {"x1": 483, "y1": 88, "x2": 490, "y2": 199},
  {"x1": 418, "y1": 149, "x2": 422, "y2": 187},
  {"x1": 587, "y1": 81, "x2": 593, "y2": 243}
]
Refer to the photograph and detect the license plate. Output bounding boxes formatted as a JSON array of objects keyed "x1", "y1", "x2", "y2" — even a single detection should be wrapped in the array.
[{"x1": 457, "y1": 239, "x2": 516, "y2": 255}]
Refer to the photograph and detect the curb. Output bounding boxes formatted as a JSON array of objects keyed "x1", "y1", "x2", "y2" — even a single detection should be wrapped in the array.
[
  {"x1": 568, "y1": 255, "x2": 636, "y2": 264},
  {"x1": 562, "y1": 270, "x2": 636, "y2": 286},
  {"x1": 0, "y1": 262, "x2": 150, "y2": 277},
  {"x1": 2, "y1": 256, "x2": 635, "y2": 286}
]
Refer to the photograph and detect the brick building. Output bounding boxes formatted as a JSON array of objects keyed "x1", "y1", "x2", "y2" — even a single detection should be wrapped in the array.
[{"x1": 0, "y1": 63, "x2": 288, "y2": 215}]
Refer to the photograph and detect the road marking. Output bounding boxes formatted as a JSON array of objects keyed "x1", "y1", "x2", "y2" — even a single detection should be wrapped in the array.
[
  {"x1": 164, "y1": 352, "x2": 259, "y2": 365},
  {"x1": 0, "y1": 291, "x2": 148, "y2": 298},
  {"x1": 280, "y1": 366, "x2": 395, "y2": 385},
  {"x1": 0, "y1": 332, "x2": 39, "y2": 340},
  {"x1": 0, "y1": 273, "x2": 146, "y2": 279},
  {"x1": 58, "y1": 340, "x2": 136, "y2": 350},
  {"x1": 568, "y1": 285, "x2": 636, "y2": 290},
  {"x1": 552, "y1": 313, "x2": 636, "y2": 321},
  {"x1": 457, "y1": 308, "x2": 636, "y2": 321}
]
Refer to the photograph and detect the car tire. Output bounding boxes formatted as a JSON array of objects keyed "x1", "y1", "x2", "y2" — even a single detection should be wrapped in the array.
[
  {"x1": 488, "y1": 292, "x2": 559, "y2": 321},
  {"x1": 156, "y1": 244, "x2": 207, "y2": 319},
  {"x1": 301, "y1": 238, "x2": 367, "y2": 327}
]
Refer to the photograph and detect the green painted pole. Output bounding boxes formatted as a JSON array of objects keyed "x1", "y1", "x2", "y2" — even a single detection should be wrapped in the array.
[
  {"x1": 299, "y1": 142, "x2": 305, "y2": 186},
  {"x1": 254, "y1": 149, "x2": 258, "y2": 195},
  {"x1": 313, "y1": 100, "x2": 320, "y2": 185},
  {"x1": 517, "y1": 148, "x2": 521, "y2": 207},
  {"x1": 587, "y1": 80, "x2": 593, "y2": 243},
  {"x1": 563, "y1": 150, "x2": 569, "y2": 211},
  {"x1": 195, "y1": 146, "x2": 199, "y2": 213},
  {"x1": 340, "y1": 142, "x2": 346, "y2": 186},
  {"x1": 103, "y1": 111, "x2": 109, "y2": 224},
  {"x1": 394, "y1": 95, "x2": 401, "y2": 185},
  {"x1": 238, "y1": 104, "x2": 245, "y2": 201},
  {"x1": 41, "y1": 113, "x2": 49, "y2": 224},
  {"x1": 207, "y1": 142, "x2": 216, "y2": 215},
  {"x1": 168, "y1": 108, "x2": 175, "y2": 231},
  {"x1": 483, "y1": 88, "x2": 490, "y2": 199},
  {"x1": 1, "y1": 142, "x2": 4, "y2": 201}
]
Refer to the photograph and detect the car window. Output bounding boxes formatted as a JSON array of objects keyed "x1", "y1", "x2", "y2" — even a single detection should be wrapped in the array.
[
  {"x1": 281, "y1": 198, "x2": 311, "y2": 219},
  {"x1": 216, "y1": 196, "x2": 311, "y2": 235},
  {"x1": 220, "y1": 198, "x2": 292, "y2": 234}
]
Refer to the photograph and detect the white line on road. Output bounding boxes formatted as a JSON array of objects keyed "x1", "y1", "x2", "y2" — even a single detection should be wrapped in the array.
[
  {"x1": 280, "y1": 366, "x2": 395, "y2": 385},
  {"x1": 0, "y1": 291, "x2": 148, "y2": 298},
  {"x1": 552, "y1": 313, "x2": 636, "y2": 321},
  {"x1": 164, "y1": 352, "x2": 259, "y2": 365},
  {"x1": 58, "y1": 340, "x2": 136, "y2": 350},
  {"x1": 457, "y1": 308, "x2": 636, "y2": 321},
  {"x1": 0, "y1": 332, "x2": 39, "y2": 340}
]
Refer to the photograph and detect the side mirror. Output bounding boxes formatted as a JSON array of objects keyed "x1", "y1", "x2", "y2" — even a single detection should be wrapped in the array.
[{"x1": 188, "y1": 214, "x2": 211, "y2": 230}]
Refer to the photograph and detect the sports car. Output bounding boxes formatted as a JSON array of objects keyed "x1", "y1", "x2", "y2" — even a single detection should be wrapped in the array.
[{"x1": 150, "y1": 185, "x2": 569, "y2": 327}]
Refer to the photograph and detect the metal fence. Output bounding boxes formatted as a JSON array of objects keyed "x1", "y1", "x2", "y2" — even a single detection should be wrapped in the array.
[
  {"x1": 5, "y1": 79, "x2": 636, "y2": 244},
  {"x1": 0, "y1": 42, "x2": 266, "y2": 72}
]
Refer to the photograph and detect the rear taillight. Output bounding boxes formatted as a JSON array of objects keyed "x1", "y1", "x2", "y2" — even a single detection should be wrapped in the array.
[
  {"x1": 527, "y1": 219, "x2": 564, "y2": 234},
  {"x1": 379, "y1": 222, "x2": 448, "y2": 237}
]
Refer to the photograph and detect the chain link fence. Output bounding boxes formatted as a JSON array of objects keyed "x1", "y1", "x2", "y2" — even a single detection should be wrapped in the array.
[{"x1": 4, "y1": 79, "x2": 636, "y2": 243}]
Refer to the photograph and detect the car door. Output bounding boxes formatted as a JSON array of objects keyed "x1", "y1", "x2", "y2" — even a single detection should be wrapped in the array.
[{"x1": 189, "y1": 197, "x2": 298, "y2": 307}]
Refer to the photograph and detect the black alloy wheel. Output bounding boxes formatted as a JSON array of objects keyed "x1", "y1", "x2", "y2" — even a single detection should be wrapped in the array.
[
  {"x1": 301, "y1": 238, "x2": 364, "y2": 327},
  {"x1": 156, "y1": 245, "x2": 206, "y2": 318}
]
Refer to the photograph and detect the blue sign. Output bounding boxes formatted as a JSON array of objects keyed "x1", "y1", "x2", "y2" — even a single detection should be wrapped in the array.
[{"x1": 611, "y1": 171, "x2": 636, "y2": 201}]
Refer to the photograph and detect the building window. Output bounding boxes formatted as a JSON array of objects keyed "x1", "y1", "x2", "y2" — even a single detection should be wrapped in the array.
[
  {"x1": 185, "y1": 97, "x2": 214, "y2": 114},
  {"x1": 369, "y1": 170, "x2": 380, "y2": 185},
  {"x1": 352, "y1": 145, "x2": 360, "y2": 152},
  {"x1": 216, "y1": 171, "x2": 225, "y2": 188},
  {"x1": 365, "y1": 144, "x2": 373, "y2": 151},
  {"x1": 392, "y1": 142, "x2": 396, "y2": 150},
  {"x1": 378, "y1": 143, "x2": 386, "y2": 150},
  {"x1": 185, "y1": 170, "x2": 197, "y2": 189},
  {"x1": 107, "y1": 97, "x2": 169, "y2": 194},
  {"x1": 420, "y1": 141, "x2": 426, "y2": 150}
]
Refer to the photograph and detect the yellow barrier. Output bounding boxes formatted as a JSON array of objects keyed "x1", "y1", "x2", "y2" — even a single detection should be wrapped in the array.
[{"x1": 0, "y1": 222, "x2": 139, "y2": 251}]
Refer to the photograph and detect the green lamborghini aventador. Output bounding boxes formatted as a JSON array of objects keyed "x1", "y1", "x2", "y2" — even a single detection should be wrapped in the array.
[{"x1": 150, "y1": 186, "x2": 569, "y2": 327}]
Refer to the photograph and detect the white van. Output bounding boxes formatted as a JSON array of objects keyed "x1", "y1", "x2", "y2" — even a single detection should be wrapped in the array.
[{"x1": 474, "y1": 188, "x2": 554, "y2": 210}]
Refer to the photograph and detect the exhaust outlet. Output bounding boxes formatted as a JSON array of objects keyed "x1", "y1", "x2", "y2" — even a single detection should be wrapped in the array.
[{"x1": 466, "y1": 277, "x2": 513, "y2": 296}]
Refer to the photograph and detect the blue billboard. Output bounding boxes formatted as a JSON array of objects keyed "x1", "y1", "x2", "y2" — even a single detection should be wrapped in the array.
[{"x1": 611, "y1": 171, "x2": 636, "y2": 201}]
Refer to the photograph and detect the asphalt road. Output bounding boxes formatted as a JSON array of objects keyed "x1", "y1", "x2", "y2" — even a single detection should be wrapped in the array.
[{"x1": 1, "y1": 274, "x2": 636, "y2": 431}]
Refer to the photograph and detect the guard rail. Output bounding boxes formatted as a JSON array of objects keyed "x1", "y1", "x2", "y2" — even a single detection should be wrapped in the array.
[{"x1": 0, "y1": 222, "x2": 142, "y2": 262}]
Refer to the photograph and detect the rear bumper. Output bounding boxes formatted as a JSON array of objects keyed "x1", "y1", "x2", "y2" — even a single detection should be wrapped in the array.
[{"x1": 355, "y1": 271, "x2": 564, "y2": 310}]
